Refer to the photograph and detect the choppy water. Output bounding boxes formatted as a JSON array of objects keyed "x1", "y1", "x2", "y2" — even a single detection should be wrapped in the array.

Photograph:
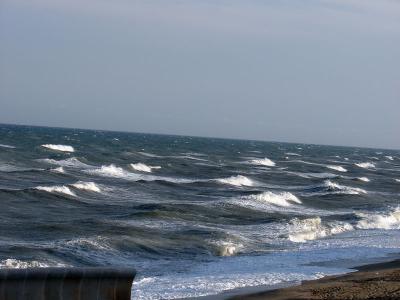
[{"x1": 1, "y1": 124, "x2": 400, "y2": 299}]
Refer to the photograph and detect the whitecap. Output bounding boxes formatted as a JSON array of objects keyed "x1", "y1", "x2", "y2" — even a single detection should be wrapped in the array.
[
  {"x1": 285, "y1": 152, "x2": 301, "y2": 156},
  {"x1": 356, "y1": 208, "x2": 400, "y2": 230},
  {"x1": 50, "y1": 167, "x2": 65, "y2": 174},
  {"x1": 396, "y1": 179, "x2": 400, "y2": 183},
  {"x1": 357, "y1": 177, "x2": 370, "y2": 182},
  {"x1": 326, "y1": 165, "x2": 347, "y2": 172},
  {"x1": 289, "y1": 217, "x2": 354, "y2": 243},
  {"x1": 245, "y1": 191, "x2": 301, "y2": 207},
  {"x1": 0, "y1": 144, "x2": 15, "y2": 149},
  {"x1": 71, "y1": 181, "x2": 101, "y2": 193},
  {"x1": 35, "y1": 185, "x2": 76, "y2": 197},
  {"x1": 0, "y1": 259, "x2": 65, "y2": 269},
  {"x1": 211, "y1": 241, "x2": 242, "y2": 257},
  {"x1": 130, "y1": 163, "x2": 161, "y2": 173},
  {"x1": 322, "y1": 180, "x2": 367, "y2": 195},
  {"x1": 216, "y1": 175, "x2": 254, "y2": 187},
  {"x1": 355, "y1": 162, "x2": 375, "y2": 169},
  {"x1": 385, "y1": 156, "x2": 394, "y2": 161},
  {"x1": 250, "y1": 158, "x2": 275, "y2": 167},
  {"x1": 38, "y1": 157, "x2": 90, "y2": 168},
  {"x1": 41, "y1": 144, "x2": 74, "y2": 152}
]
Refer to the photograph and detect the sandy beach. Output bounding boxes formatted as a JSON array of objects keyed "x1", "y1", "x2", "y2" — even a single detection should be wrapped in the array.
[{"x1": 229, "y1": 259, "x2": 400, "y2": 300}]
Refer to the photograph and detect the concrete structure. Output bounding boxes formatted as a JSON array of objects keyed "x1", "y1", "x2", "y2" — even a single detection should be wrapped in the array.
[{"x1": 0, "y1": 267, "x2": 136, "y2": 300}]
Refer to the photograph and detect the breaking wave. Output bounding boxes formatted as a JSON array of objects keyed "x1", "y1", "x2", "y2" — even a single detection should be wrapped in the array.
[
  {"x1": 326, "y1": 165, "x2": 347, "y2": 172},
  {"x1": 38, "y1": 157, "x2": 90, "y2": 168},
  {"x1": 318, "y1": 180, "x2": 367, "y2": 195},
  {"x1": 250, "y1": 158, "x2": 276, "y2": 167},
  {"x1": 35, "y1": 185, "x2": 76, "y2": 197},
  {"x1": 288, "y1": 217, "x2": 354, "y2": 243},
  {"x1": 50, "y1": 167, "x2": 65, "y2": 174},
  {"x1": 0, "y1": 144, "x2": 15, "y2": 149},
  {"x1": 385, "y1": 156, "x2": 394, "y2": 161},
  {"x1": 0, "y1": 259, "x2": 65, "y2": 269},
  {"x1": 216, "y1": 175, "x2": 254, "y2": 187},
  {"x1": 71, "y1": 181, "x2": 102, "y2": 193},
  {"x1": 355, "y1": 162, "x2": 375, "y2": 169},
  {"x1": 357, "y1": 177, "x2": 370, "y2": 182},
  {"x1": 41, "y1": 144, "x2": 75, "y2": 152},
  {"x1": 356, "y1": 208, "x2": 400, "y2": 230},
  {"x1": 130, "y1": 163, "x2": 161, "y2": 173},
  {"x1": 245, "y1": 191, "x2": 301, "y2": 207}
]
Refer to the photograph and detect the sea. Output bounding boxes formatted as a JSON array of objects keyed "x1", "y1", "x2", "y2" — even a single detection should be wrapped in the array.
[{"x1": 0, "y1": 123, "x2": 399, "y2": 299}]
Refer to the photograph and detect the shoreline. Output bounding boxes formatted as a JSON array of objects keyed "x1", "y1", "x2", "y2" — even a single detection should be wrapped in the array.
[
  {"x1": 228, "y1": 258, "x2": 400, "y2": 299},
  {"x1": 183, "y1": 255, "x2": 400, "y2": 300}
]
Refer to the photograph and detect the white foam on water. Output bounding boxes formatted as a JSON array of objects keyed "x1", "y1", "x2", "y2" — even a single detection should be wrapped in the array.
[
  {"x1": 326, "y1": 165, "x2": 347, "y2": 172},
  {"x1": 357, "y1": 177, "x2": 370, "y2": 182},
  {"x1": 41, "y1": 144, "x2": 74, "y2": 152},
  {"x1": 216, "y1": 175, "x2": 254, "y2": 187},
  {"x1": 356, "y1": 208, "x2": 400, "y2": 230},
  {"x1": 50, "y1": 167, "x2": 65, "y2": 174},
  {"x1": 322, "y1": 180, "x2": 367, "y2": 195},
  {"x1": 250, "y1": 158, "x2": 276, "y2": 167},
  {"x1": 355, "y1": 162, "x2": 375, "y2": 169},
  {"x1": 288, "y1": 217, "x2": 354, "y2": 243},
  {"x1": 0, "y1": 259, "x2": 65, "y2": 269},
  {"x1": 130, "y1": 163, "x2": 161, "y2": 173},
  {"x1": 38, "y1": 157, "x2": 90, "y2": 168},
  {"x1": 385, "y1": 156, "x2": 394, "y2": 161},
  {"x1": 0, "y1": 144, "x2": 15, "y2": 149},
  {"x1": 137, "y1": 151, "x2": 162, "y2": 158},
  {"x1": 285, "y1": 152, "x2": 301, "y2": 156},
  {"x1": 71, "y1": 181, "x2": 101, "y2": 193},
  {"x1": 35, "y1": 185, "x2": 76, "y2": 197},
  {"x1": 286, "y1": 171, "x2": 338, "y2": 179},
  {"x1": 396, "y1": 179, "x2": 400, "y2": 183},
  {"x1": 246, "y1": 191, "x2": 301, "y2": 207}
]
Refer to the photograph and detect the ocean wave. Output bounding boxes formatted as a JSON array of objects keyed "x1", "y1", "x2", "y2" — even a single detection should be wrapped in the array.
[
  {"x1": 286, "y1": 171, "x2": 339, "y2": 179},
  {"x1": 245, "y1": 191, "x2": 301, "y2": 207},
  {"x1": 356, "y1": 208, "x2": 400, "y2": 230},
  {"x1": 288, "y1": 217, "x2": 354, "y2": 243},
  {"x1": 326, "y1": 165, "x2": 347, "y2": 172},
  {"x1": 385, "y1": 156, "x2": 394, "y2": 161},
  {"x1": 355, "y1": 162, "x2": 375, "y2": 169},
  {"x1": 130, "y1": 163, "x2": 161, "y2": 173},
  {"x1": 396, "y1": 179, "x2": 400, "y2": 183},
  {"x1": 321, "y1": 180, "x2": 367, "y2": 195},
  {"x1": 50, "y1": 167, "x2": 65, "y2": 174},
  {"x1": 35, "y1": 185, "x2": 76, "y2": 197},
  {"x1": 285, "y1": 152, "x2": 301, "y2": 156},
  {"x1": 86, "y1": 164, "x2": 195, "y2": 184},
  {"x1": 137, "y1": 151, "x2": 162, "y2": 158},
  {"x1": 38, "y1": 157, "x2": 90, "y2": 168},
  {"x1": 210, "y1": 240, "x2": 242, "y2": 257},
  {"x1": 41, "y1": 144, "x2": 75, "y2": 152},
  {"x1": 0, "y1": 258, "x2": 65, "y2": 269},
  {"x1": 250, "y1": 158, "x2": 276, "y2": 167},
  {"x1": 71, "y1": 181, "x2": 101, "y2": 193},
  {"x1": 216, "y1": 175, "x2": 254, "y2": 187},
  {"x1": 0, "y1": 143, "x2": 15, "y2": 149},
  {"x1": 357, "y1": 177, "x2": 370, "y2": 182}
]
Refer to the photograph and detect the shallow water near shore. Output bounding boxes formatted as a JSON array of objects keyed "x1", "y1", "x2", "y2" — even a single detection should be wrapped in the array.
[{"x1": 0, "y1": 124, "x2": 400, "y2": 299}]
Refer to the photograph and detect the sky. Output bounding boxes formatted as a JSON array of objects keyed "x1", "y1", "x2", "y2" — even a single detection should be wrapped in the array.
[{"x1": 0, "y1": 0, "x2": 399, "y2": 149}]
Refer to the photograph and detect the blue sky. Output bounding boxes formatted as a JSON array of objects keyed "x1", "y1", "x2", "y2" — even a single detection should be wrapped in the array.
[{"x1": 1, "y1": 0, "x2": 399, "y2": 148}]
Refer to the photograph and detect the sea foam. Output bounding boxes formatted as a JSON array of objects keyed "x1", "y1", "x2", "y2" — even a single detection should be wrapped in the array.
[
  {"x1": 356, "y1": 208, "x2": 400, "y2": 230},
  {"x1": 35, "y1": 185, "x2": 76, "y2": 197},
  {"x1": 355, "y1": 162, "x2": 375, "y2": 169},
  {"x1": 250, "y1": 158, "x2": 276, "y2": 167},
  {"x1": 71, "y1": 181, "x2": 101, "y2": 193},
  {"x1": 41, "y1": 144, "x2": 75, "y2": 152},
  {"x1": 216, "y1": 175, "x2": 254, "y2": 187},
  {"x1": 246, "y1": 191, "x2": 301, "y2": 207},
  {"x1": 0, "y1": 144, "x2": 15, "y2": 149},
  {"x1": 39, "y1": 157, "x2": 90, "y2": 168},
  {"x1": 322, "y1": 180, "x2": 367, "y2": 195},
  {"x1": 288, "y1": 217, "x2": 354, "y2": 243},
  {"x1": 326, "y1": 165, "x2": 347, "y2": 172},
  {"x1": 130, "y1": 163, "x2": 161, "y2": 173}
]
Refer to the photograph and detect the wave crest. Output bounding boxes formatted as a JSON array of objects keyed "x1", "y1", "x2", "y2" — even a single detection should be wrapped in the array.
[
  {"x1": 71, "y1": 181, "x2": 101, "y2": 193},
  {"x1": 357, "y1": 208, "x2": 400, "y2": 230},
  {"x1": 326, "y1": 165, "x2": 347, "y2": 172},
  {"x1": 217, "y1": 175, "x2": 254, "y2": 187},
  {"x1": 130, "y1": 163, "x2": 161, "y2": 173},
  {"x1": 39, "y1": 157, "x2": 90, "y2": 168},
  {"x1": 355, "y1": 162, "x2": 375, "y2": 169},
  {"x1": 322, "y1": 180, "x2": 367, "y2": 195},
  {"x1": 289, "y1": 217, "x2": 354, "y2": 243},
  {"x1": 35, "y1": 185, "x2": 76, "y2": 197},
  {"x1": 41, "y1": 144, "x2": 75, "y2": 152},
  {"x1": 250, "y1": 158, "x2": 276, "y2": 167},
  {"x1": 246, "y1": 191, "x2": 301, "y2": 207}
]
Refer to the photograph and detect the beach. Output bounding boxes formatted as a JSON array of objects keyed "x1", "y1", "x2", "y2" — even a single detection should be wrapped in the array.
[{"x1": 229, "y1": 259, "x2": 400, "y2": 300}]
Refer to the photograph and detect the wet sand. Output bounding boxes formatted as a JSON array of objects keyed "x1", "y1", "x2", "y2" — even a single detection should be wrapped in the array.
[{"x1": 229, "y1": 259, "x2": 400, "y2": 300}]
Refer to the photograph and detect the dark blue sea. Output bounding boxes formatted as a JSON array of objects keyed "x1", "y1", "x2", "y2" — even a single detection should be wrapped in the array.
[{"x1": 0, "y1": 124, "x2": 399, "y2": 299}]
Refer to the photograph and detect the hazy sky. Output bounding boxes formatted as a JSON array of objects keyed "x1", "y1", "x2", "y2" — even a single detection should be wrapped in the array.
[{"x1": 1, "y1": 0, "x2": 399, "y2": 149}]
